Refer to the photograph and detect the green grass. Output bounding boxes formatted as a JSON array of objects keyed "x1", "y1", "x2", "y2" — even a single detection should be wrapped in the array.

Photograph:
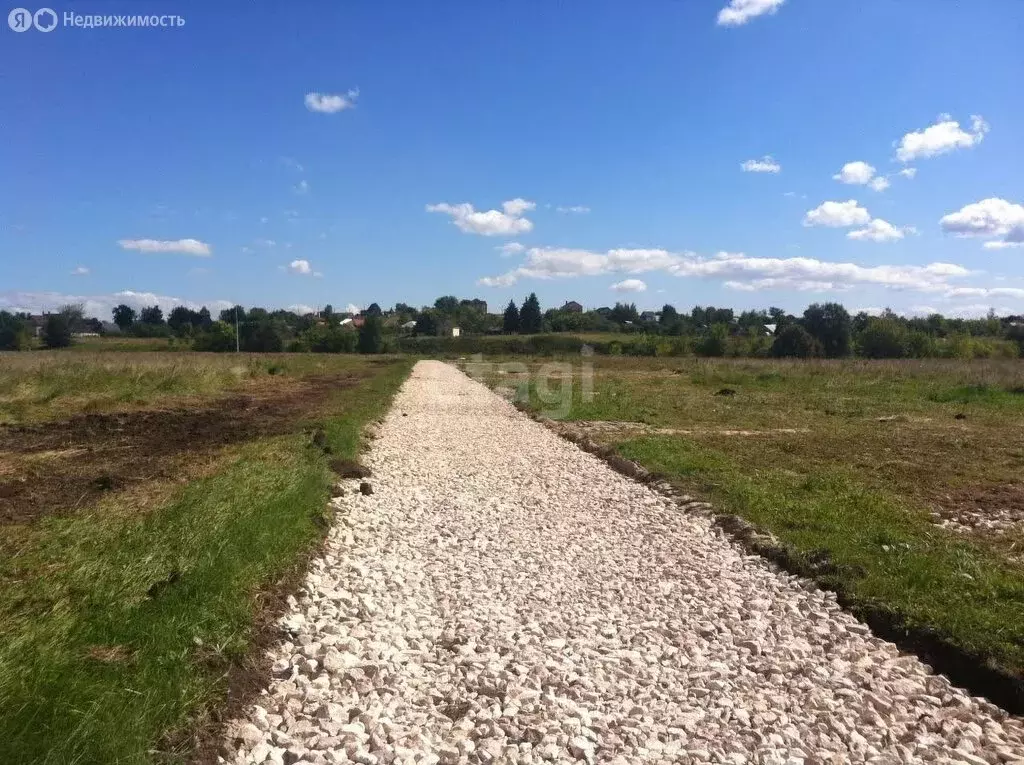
[
  {"x1": 0, "y1": 357, "x2": 412, "y2": 764},
  {"x1": 0, "y1": 352, "x2": 401, "y2": 424}
]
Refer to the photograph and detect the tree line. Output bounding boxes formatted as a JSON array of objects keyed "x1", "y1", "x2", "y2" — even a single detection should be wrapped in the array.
[{"x1": 2, "y1": 295, "x2": 1022, "y2": 359}]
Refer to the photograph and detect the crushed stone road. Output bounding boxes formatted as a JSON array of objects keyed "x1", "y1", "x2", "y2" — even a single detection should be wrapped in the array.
[{"x1": 225, "y1": 360, "x2": 1024, "y2": 765}]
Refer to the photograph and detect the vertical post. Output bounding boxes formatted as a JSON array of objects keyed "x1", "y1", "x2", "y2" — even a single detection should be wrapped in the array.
[{"x1": 235, "y1": 305, "x2": 240, "y2": 353}]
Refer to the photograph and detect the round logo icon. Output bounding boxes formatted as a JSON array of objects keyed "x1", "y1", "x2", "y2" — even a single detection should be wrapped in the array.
[
  {"x1": 33, "y1": 7, "x2": 57, "y2": 31},
  {"x1": 7, "y1": 7, "x2": 33, "y2": 31}
]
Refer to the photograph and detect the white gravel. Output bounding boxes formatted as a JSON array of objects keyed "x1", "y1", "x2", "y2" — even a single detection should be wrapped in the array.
[{"x1": 224, "y1": 360, "x2": 1024, "y2": 765}]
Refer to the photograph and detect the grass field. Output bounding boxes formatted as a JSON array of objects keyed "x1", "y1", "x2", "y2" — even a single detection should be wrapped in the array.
[
  {"x1": 474, "y1": 356, "x2": 1024, "y2": 701},
  {"x1": 0, "y1": 350, "x2": 377, "y2": 424},
  {"x1": 0, "y1": 352, "x2": 412, "y2": 764}
]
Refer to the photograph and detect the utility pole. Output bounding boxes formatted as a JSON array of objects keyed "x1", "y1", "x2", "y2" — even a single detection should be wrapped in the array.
[{"x1": 235, "y1": 305, "x2": 240, "y2": 353}]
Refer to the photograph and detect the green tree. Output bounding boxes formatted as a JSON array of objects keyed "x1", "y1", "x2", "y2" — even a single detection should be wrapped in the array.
[
  {"x1": 305, "y1": 325, "x2": 357, "y2": 353},
  {"x1": 195, "y1": 307, "x2": 213, "y2": 330},
  {"x1": 610, "y1": 302, "x2": 639, "y2": 325},
  {"x1": 0, "y1": 311, "x2": 31, "y2": 350},
  {"x1": 58, "y1": 303, "x2": 86, "y2": 334},
  {"x1": 42, "y1": 313, "x2": 73, "y2": 349},
  {"x1": 503, "y1": 300, "x2": 520, "y2": 334},
  {"x1": 695, "y1": 324, "x2": 729, "y2": 357},
  {"x1": 139, "y1": 305, "x2": 164, "y2": 325},
  {"x1": 1007, "y1": 324, "x2": 1024, "y2": 355},
  {"x1": 358, "y1": 314, "x2": 383, "y2": 353},
  {"x1": 241, "y1": 319, "x2": 286, "y2": 353},
  {"x1": 414, "y1": 311, "x2": 439, "y2": 337},
  {"x1": 802, "y1": 302, "x2": 852, "y2": 358},
  {"x1": 112, "y1": 304, "x2": 136, "y2": 331},
  {"x1": 365, "y1": 302, "x2": 383, "y2": 317},
  {"x1": 858, "y1": 318, "x2": 911, "y2": 359},
  {"x1": 659, "y1": 304, "x2": 679, "y2": 326},
  {"x1": 771, "y1": 323, "x2": 819, "y2": 358},
  {"x1": 167, "y1": 306, "x2": 195, "y2": 336},
  {"x1": 519, "y1": 293, "x2": 543, "y2": 334},
  {"x1": 434, "y1": 296, "x2": 460, "y2": 316},
  {"x1": 219, "y1": 305, "x2": 246, "y2": 324},
  {"x1": 768, "y1": 306, "x2": 794, "y2": 328},
  {"x1": 193, "y1": 322, "x2": 236, "y2": 352}
]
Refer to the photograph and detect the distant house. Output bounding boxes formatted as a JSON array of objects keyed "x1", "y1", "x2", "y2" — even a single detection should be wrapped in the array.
[
  {"x1": 339, "y1": 316, "x2": 365, "y2": 328},
  {"x1": 640, "y1": 311, "x2": 659, "y2": 323},
  {"x1": 450, "y1": 327, "x2": 461, "y2": 337},
  {"x1": 764, "y1": 323, "x2": 778, "y2": 335},
  {"x1": 338, "y1": 318, "x2": 353, "y2": 326},
  {"x1": 400, "y1": 320, "x2": 417, "y2": 331},
  {"x1": 562, "y1": 301, "x2": 583, "y2": 313}
]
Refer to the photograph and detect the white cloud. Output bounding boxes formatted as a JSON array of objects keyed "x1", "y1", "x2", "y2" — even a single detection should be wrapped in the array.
[
  {"x1": 803, "y1": 200, "x2": 871, "y2": 228},
  {"x1": 118, "y1": 238, "x2": 212, "y2": 256},
  {"x1": 254, "y1": 238, "x2": 276, "y2": 248},
  {"x1": 899, "y1": 168, "x2": 917, "y2": 179},
  {"x1": 833, "y1": 162, "x2": 876, "y2": 185},
  {"x1": 502, "y1": 198, "x2": 536, "y2": 217},
  {"x1": 71, "y1": 266, "x2": 90, "y2": 276},
  {"x1": 304, "y1": 89, "x2": 359, "y2": 114},
  {"x1": 938, "y1": 304, "x2": 1019, "y2": 319},
  {"x1": 940, "y1": 198, "x2": 1024, "y2": 249},
  {"x1": 741, "y1": 155, "x2": 781, "y2": 173},
  {"x1": 0, "y1": 290, "x2": 233, "y2": 320},
  {"x1": 293, "y1": 179, "x2": 309, "y2": 195},
  {"x1": 344, "y1": 303, "x2": 362, "y2": 315},
  {"x1": 497, "y1": 242, "x2": 526, "y2": 257},
  {"x1": 831, "y1": 162, "x2": 890, "y2": 192},
  {"x1": 847, "y1": 218, "x2": 913, "y2": 242},
  {"x1": 717, "y1": 0, "x2": 785, "y2": 26},
  {"x1": 610, "y1": 279, "x2": 647, "y2": 293},
  {"x1": 556, "y1": 205, "x2": 591, "y2": 214},
  {"x1": 478, "y1": 246, "x2": 971, "y2": 296},
  {"x1": 289, "y1": 304, "x2": 316, "y2": 315},
  {"x1": 427, "y1": 199, "x2": 535, "y2": 236},
  {"x1": 895, "y1": 114, "x2": 989, "y2": 162},
  {"x1": 943, "y1": 286, "x2": 1024, "y2": 300},
  {"x1": 288, "y1": 259, "x2": 313, "y2": 275},
  {"x1": 477, "y1": 272, "x2": 520, "y2": 288}
]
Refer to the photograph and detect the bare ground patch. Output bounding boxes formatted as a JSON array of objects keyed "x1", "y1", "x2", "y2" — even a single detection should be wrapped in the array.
[
  {"x1": 930, "y1": 484, "x2": 1024, "y2": 559},
  {"x1": 0, "y1": 373, "x2": 366, "y2": 525}
]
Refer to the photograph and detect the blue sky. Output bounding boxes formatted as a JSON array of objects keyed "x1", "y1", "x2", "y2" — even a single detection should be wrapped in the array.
[{"x1": 2, "y1": 0, "x2": 1023, "y2": 319}]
